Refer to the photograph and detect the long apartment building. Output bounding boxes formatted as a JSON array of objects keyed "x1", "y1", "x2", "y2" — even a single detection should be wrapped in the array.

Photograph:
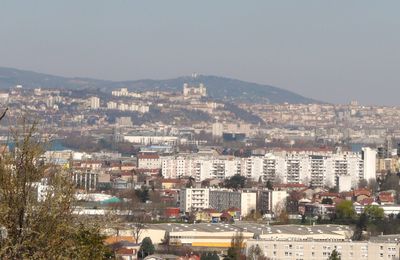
[
  {"x1": 246, "y1": 235, "x2": 400, "y2": 260},
  {"x1": 179, "y1": 188, "x2": 257, "y2": 216},
  {"x1": 163, "y1": 148, "x2": 376, "y2": 189}
]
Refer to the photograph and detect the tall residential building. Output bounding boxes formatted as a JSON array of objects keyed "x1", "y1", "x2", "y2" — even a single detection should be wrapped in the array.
[
  {"x1": 362, "y1": 147, "x2": 377, "y2": 181},
  {"x1": 162, "y1": 148, "x2": 376, "y2": 190},
  {"x1": 209, "y1": 189, "x2": 257, "y2": 217},
  {"x1": 137, "y1": 153, "x2": 161, "y2": 170},
  {"x1": 89, "y1": 96, "x2": 100, "y2": 109},
  {"x1": 179, "y1": 188, "x2": 210, "y2": 213},
  {"x1": 257, "y1": 189, "x2": 288, "y2": 214}
]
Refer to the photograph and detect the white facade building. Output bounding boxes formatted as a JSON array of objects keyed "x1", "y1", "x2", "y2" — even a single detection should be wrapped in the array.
[
  {"x1": 137, "y1": 154, "x2": 161, "y2": 170},
  {"x1": 179, "y1": 188, "x2": 210, "y2": 213},
  {"x1": 89, "y1": 96, "x2": 100, "y2": 109},
  {"x1": 162, "y1": 148, "x2": 376, "y2": 188},
  {"x1": 362, "y1": 147, "x2": 377, "y2": 181},
  {"x1": 124, "y1": 135, "x2": 178, "y2": 146},
  {"x1": 183, "y1": 83, "x2": 207, "y2": 99}
]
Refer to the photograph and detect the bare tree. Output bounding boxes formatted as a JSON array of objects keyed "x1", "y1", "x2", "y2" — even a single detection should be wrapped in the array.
[
  {"x1": 132, "y1": 214, "x2": 146, "y2": 243},
  {"x1": 247, "y1": 245, "x2": 269, "y2": 260},
  {"x1": 0, "y1": 108, "x2": 8, "y2": 121},
  {"x1": 225, "y1": 232, "x2": 245, "y2": 260},
  {"x1": 0, "y1": 119, "x2": 110, "y2": 258}
]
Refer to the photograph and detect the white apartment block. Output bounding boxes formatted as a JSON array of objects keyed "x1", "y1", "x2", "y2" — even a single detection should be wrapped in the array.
[
  {"x1": 88, "y1": 96, "x2": 100, "y2": 109},
  {"x1": 111, "y1": 88, "x2": 142, "y2": 98},
  {"x1": 179, "y1": 188, "x2": 209, "y2": 213},
  {"x1": 257, "y1": 190, "x2": 288, "y2": 213},
  {"x1": 124, "y1": 135, "x2": 178, "y2": 146},
  {"x1": 163, "y1": 149, "x2": 376, "y2": 189},
  {"x1": 362, "y1": 147, "x2": 377, "y2": 181},
  {"x1": 107, "y1": 101, "x2": 117, "y2": 110},
  {"x1": 137, "y1": 154, "x2": 161, "y2": 169},
  {"x1": 180, "y1": 188, "x2": 256, "y2": 216}
]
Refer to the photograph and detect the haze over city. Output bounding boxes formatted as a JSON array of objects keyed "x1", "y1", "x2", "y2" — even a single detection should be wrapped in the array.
[
  {"x1": 2, "y1": 2, "x2": 400, "y2": 259},
  {"x1": 1, "y1": 1, "x2": 400, "y2": 105}
]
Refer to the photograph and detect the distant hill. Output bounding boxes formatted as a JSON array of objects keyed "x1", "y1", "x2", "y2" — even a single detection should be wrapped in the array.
[{"x1": 0, "y1": 67, "x2": 321, "y2": 103}]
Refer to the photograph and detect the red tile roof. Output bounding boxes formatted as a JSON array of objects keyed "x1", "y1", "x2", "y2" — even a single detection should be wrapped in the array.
[
  {"x1": 115, "y1": 248, "x2": 135, "y2": 255},
  {"x1": 318, "y1": 192, "x2": 339, "y2": 198},
  {"x1": 354, "y1": 188, "x2": 372, "y2": 197},
  {"x1": 379, "y1": 193, "x2": 394, "y2": 203}
]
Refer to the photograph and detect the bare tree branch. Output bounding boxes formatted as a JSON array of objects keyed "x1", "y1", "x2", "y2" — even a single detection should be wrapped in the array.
[{"x1": 0, "y1": 108, "x2": 8, "y2": 121}]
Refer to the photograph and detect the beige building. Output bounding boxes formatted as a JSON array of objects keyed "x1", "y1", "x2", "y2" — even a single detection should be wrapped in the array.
[
  {"x1": 183, "y1": 83, "x2": 207, "y2": 99},
  {"x1": 247, "y1": 235, "x2": 400, "y2": 260},
  {"x1": 142, "y1": 223, "x2": 353, "y2": 251},
  {"x1": 137, "y1": 154, "x2": 161, "y2": 170}
]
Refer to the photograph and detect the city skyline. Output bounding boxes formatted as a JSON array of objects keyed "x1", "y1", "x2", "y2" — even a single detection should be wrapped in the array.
[{"x1": 1, "y1": 1, "x2": 400, "y2": 105}]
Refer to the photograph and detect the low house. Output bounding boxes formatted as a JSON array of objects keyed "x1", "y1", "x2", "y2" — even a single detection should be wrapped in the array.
[
  {"x1": 378, "y1": 191, "x2": 395, "y2": 205},
  {"x1": 353, "y1": 188, "x2": 372, "y2": 202},
  {"x1": 195, "y1": 209, "x2": 221, "y2": 222}
]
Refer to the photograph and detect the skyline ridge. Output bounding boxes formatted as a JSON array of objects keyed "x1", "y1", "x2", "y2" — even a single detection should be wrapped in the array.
[{"x1": 0, "y1": 66, "x2": 320, "y2": 104}]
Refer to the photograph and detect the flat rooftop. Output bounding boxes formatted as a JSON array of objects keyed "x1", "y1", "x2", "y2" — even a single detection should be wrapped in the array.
[{"x1": 147, "y1": 222, "x2": 351, "y2": 236}]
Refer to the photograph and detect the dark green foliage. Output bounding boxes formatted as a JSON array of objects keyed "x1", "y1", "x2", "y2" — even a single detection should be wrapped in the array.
[
  {"x1": 201, "y1": 252, "x2": 220, "y2": 260},
  {"x1": 266, "y1": 180, "x2": 273, "y2": 190},
  {"x1": 223, "y1": 103, "x2": 264, "y2": 124},
  {"x1": 224, "y1": 175, "x2": 246, "y2": 190},
  {"x1": 364, "y1": 205, "x2": 384, "y2": 220},
  {"x1": 73, "y1": 224, "x2": 113, "y2": 259},
  {"x1": 380, "y1": 173, "x2": 400, "y2": 203},
  {"x1": 335, "y1": 200, "x2": 356, "y2": 220},
  {"x1": 135, "y1": 186, "x2": 150, "y2": 203},
  {"x1": 328, "y1": 249, "x2": 341, "y2": 260},
  {"x1": 353, "y1": 213, "x2": 368, "y2": 240},
  {"x1": 186, "y1": 176, "x2": 195, "y2": 188},
  {"x1": 138, "y1": 237, "x2": 155, "y2": 258},
  {"x1": 321, "y1": 198, "x2": 333, "y2": 205},
  {"x1": 352, "y1": 210, "x2": 400, "y2": 239}
]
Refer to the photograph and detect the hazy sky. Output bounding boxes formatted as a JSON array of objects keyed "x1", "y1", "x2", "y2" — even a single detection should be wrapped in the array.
[{"x1": 1, "y1": 1, "x2": 399, "y2": 105}]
